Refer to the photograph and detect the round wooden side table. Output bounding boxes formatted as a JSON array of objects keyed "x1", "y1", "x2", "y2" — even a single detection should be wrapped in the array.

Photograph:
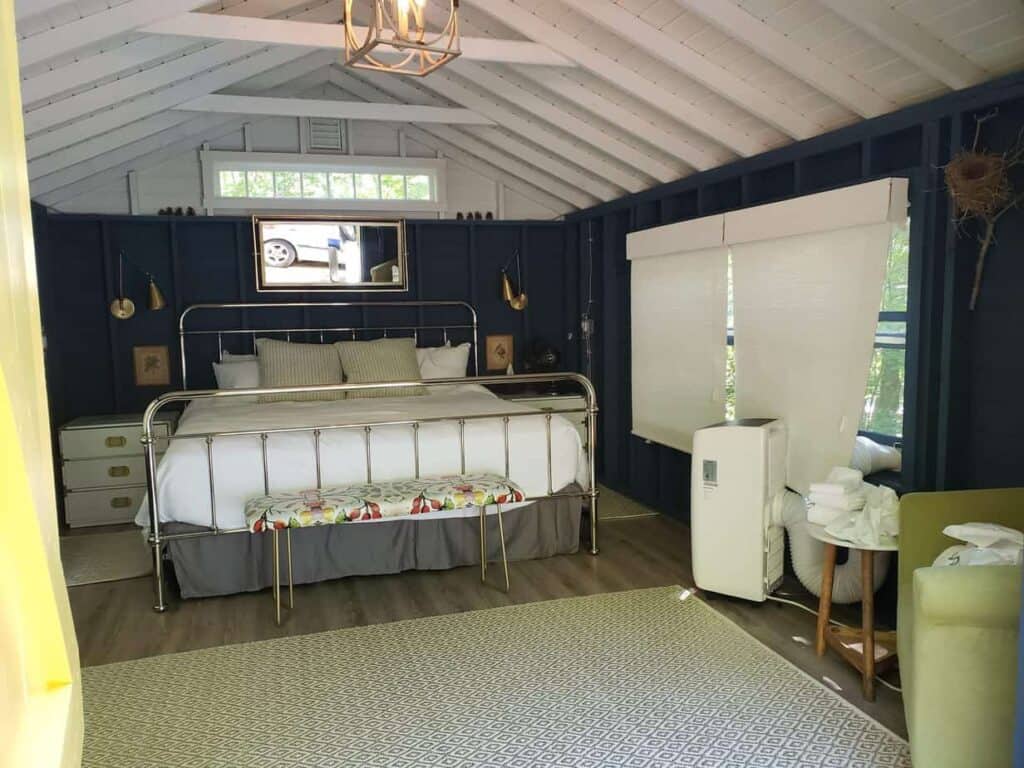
[{"x1": 806, "y1": 522, "x2": 899, "y2": 701}]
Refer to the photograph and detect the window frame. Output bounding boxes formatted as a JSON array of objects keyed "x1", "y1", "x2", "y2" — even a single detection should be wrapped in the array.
[{"x1": 201, "y1": 150, "x2": 447, "y2": 213}]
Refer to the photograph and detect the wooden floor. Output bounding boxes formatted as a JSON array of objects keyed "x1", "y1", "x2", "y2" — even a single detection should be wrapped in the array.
[{"x1": 67, "y1": 513, "x2": 906, "y2": 738}]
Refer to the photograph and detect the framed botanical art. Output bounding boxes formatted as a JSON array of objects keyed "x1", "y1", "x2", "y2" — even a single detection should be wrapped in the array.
[
  {"x1": 133, "y1": 345, "x2": 170, "y2": 387},
  {"x1": 485, "y1": 334, "x2": 514, "y2": 372}
]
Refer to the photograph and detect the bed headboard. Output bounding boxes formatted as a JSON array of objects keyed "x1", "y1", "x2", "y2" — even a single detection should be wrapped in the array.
[{"x1": 178, "y1": 300, "x2": 479, "y2": 389}]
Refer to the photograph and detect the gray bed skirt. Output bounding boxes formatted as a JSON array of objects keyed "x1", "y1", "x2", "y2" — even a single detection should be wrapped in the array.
[{"x1": 165, "y1": 486, "x2": 583, "y2": 599}]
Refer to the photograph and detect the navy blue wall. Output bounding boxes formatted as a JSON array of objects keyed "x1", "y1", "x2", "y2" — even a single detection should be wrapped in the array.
[
  {"x1": 567, "y1": 70, "x2": 1024, "y2": 521},
  {"x1": 34, "y1": 214, "x2": 578, "y2": 438}
]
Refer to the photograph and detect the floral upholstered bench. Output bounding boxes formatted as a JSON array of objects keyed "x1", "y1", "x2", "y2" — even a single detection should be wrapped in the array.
[{"x1": 245, "y1": 474, "x2": 526, "y2": 624}]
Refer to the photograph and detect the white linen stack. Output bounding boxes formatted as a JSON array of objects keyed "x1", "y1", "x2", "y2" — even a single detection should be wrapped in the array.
[{"x1": 807, "y1": 467, "x2": 865, "y2": 525}]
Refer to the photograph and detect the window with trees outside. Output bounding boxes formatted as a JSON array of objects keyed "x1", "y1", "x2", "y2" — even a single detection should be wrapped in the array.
[
  {"x1": 217, "y1": 167, "x2": 434, "y2": 202},
  {"x1": 203, "y1": 151, "x2": 444, "y2": 212},
  {"x1": 860, "y1": 223, "x2": 909, "y2": 441},
  {"x1": 723, "y1": 222, "x2": 909, "y2": 442}
]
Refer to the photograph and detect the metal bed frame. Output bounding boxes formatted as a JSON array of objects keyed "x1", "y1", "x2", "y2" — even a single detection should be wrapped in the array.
[{"x1": 144, "y1": 301, "x2": 599, "y2": 613}]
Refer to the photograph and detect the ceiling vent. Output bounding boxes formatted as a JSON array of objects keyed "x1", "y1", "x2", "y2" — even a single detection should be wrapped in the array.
[{"x1": 307, "y1": 118, "x2": 346, "y2": 153}]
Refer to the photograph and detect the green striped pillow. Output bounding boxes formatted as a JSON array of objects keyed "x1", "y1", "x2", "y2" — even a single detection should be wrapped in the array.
[
  {"x1": 334, "y1": 338, "x2": 424, "y2": 399},
  {"x1": 255, "y1": 338, "x2": 345, "y2": 403}
]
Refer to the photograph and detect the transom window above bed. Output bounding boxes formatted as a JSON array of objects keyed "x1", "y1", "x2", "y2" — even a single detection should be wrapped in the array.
[{"x1": 201, "y1": 151, "x2": 445, "y2": 213}]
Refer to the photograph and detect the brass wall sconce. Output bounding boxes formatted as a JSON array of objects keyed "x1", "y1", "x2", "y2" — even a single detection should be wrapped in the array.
[
  {"x1": 500, "y1": 251, "x2": 528, "y2": 311},
  {"x1": 110, "y1": 251, "x2": 167, "y2": 320}
]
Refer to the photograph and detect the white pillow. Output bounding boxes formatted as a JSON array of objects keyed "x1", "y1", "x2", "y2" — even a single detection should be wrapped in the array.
[
  {"x1": 213, "y1": 359, "x2": 260, "y2": 389},
  {"x1": 222, "y1": 352, "x2": 256, "y2": 362},
  {"x1": 417, "y1": 342, "x2": 471, "y2": 379}
]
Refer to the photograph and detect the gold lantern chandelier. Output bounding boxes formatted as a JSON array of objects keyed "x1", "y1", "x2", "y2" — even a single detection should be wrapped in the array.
[{"x1": 342, "y1": 0, "x2": 461, "y2": 77}]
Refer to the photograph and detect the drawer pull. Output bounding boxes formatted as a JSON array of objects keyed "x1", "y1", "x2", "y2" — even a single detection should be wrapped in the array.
[
  {"x1": 110, "y1": 497, "x2": 133, "y2": 509},
  {"x1": 105, "y1": 436, "x2": 127, "y2": 448},
  {"x1": 108, "y1": 465, "x2": 130, "y2": 478}
]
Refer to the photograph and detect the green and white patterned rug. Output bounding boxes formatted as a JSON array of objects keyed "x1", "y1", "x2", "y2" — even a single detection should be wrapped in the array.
[{"x1": 82, "y1": 587, "x2": 911, "y2": 767}]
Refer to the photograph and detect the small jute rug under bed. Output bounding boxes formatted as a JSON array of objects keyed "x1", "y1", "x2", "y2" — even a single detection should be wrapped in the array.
[{"x1": 82, "y1": 587, "x2": 910, "y2": 767}]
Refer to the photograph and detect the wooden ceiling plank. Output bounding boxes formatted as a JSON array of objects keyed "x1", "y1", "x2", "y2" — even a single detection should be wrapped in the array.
[
  {"x1": 675, "y1": 0, "x2": 897, "y2": 118},
  {"x1": 178, "y1": 93, "x2": 494, "y2": 124},
  {"x1": 818, "y1": 0, "x2": 987, "y2": 89},
  {"x1": 561, "y1": 0, "x2": 821, "y2": 140},
  {"x1": 461, "y1": 0, "x2": 762, "y2": 156},
  {"x1": 142, "y1": 12, "x2": 576, "y2": 67},
  {"x1": 18, "y1": 0, "x2": 210, "y2": 69}
]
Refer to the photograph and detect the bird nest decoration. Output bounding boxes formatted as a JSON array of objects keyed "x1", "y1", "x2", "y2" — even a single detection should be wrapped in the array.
[
  {"x1": 946, "y1": 110, "x2": 1024, "y2": 310},
  {"x1": 945, "y1": 151, "x2": 1011, "y2": 218}
]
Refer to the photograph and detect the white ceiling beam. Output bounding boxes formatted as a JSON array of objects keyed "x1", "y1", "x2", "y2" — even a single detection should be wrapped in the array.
[
  {"x1": 26, "y1": 49, "x2": 336, "y2": 160},
  {"x1": 142, "y1": 12, "x2": 576, "y2": 67},
  {"x1": 327, "y1": 69, "x2": 602, "y2": 208},
  {"x1": 17, "y1": 0, "x2": 209, "y2": 69},
  {"x1": 463, "y1": 126, "x2": 622, "y2": 202},
  {"x1": 15, "y1": 0, "x2": 73, "y2": 22},
  {"x1": 28, "y1": 112, "x2": 195, "y2": 180},
  {"x1": 449, "y1": 60, "x2": 684, "y2": 183},
  {"x1": 25, "y1": 42, "x2": 256, "y2": 134},
  {"x1": 19, "y1": 0, "x2": 316, "y2": 105},
  {"x1": 461, "y1": 0, "x2": 759, "y2": 157},
  {"x1": 561, "y1": 0, "x2": 819, "y2": 140},
  {"x1": 178, "y1": 93, "x2": 494, "y2": 125},
  {"x1": 31, "y1": 113, "x2": 242, "y2": 198},
  {"x1": 23, "y1": 2, "x2": 341, "y2": 135},
  {"x1": 31, "y1": 66, "x2": 332, "y2": 191},
  {"x1": 360, "y1": 67, "x2": 648, "y2": 193},
  {"x1": 27, "y1": 65, "x2": 332, "y2": 179},
  {"x1": 37, "y1": 116, "x2": 250, "y2": 206},
  {"x1": 512, "y1": 66, "x2": 732, "y2": 171},
  {"x1": 422, "y1": 124, "x2": 596, "y2": 209},
  {"x1": 401, "y1": 126, "x2": 571, "y2": 216},
  {"x1": 817, "y1": 0, "x2": 987, "y2": 90},
  {"x1": 20, "y1": 36, "x2": 192, "y2": 106},
  {"x1": 675, "y1": 0, "x2": 897, "y2": 118}
]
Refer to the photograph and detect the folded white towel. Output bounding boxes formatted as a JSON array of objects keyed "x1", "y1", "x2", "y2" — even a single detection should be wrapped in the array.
[
  {"x1": 813, "y1": 467, "x2": 864, "y2": 494},
  {"x1": 808, "y1": 504, "x2": 847, "y2": 526},
  {"x1": 808, "y1": 491, "x2": 865, "y2": 512},
  {"x1": 810, "y1": 482, "x2": 854, "y2": 496}
]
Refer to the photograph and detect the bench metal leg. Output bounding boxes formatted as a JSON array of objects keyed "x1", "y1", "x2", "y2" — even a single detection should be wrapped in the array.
[
  {"x1": 286, "y1": 527, "x2": 294, "y2": 610},
  {"x1": 273, "y1": 529, "x2": 281, "y2": 626},
  {"x1": 479, "y1": 504, "x2": 510, "y2": 593},
  {"x1": 479, "y1": 505, "x2": 487, "y2": 583},
  {"x1": 496, "y1": 503, "x2": 509, "y2": 593}
]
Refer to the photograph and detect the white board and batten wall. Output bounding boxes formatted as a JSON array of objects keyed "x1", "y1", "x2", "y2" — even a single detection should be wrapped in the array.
[
  {"x1": 51, "y1": 116, "x2": 561, "y2": 220},
  {"x1": 628, "y1": 177, "x2": 909, "y2": 493}
]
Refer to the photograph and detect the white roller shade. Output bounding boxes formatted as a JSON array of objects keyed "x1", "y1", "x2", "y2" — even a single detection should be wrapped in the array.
[
  {"x1": 732, "y1": 222, "x2": 894, "y2": 494},
  {"x1": 629, "y1": 243, "x2": 727, "y2": 453}
]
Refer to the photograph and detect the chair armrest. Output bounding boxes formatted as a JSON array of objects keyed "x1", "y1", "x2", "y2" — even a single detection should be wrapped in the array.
[
  {"x1": 914, "y1": 565, "x2": 1021, "y2": 629},
  {"x1": 899, "y1": 488, "x2": 1024, "y2": 594}
]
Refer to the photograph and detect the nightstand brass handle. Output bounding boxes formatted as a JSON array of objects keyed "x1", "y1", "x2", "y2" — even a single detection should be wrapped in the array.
[
  {"x1": 105, "y1": 436, "x2": 127, "y2": 448},
  {"x1": 108, "y1": 465, "x2": 130, "y2": 478},
  {"x1": 110, "y1": 497, "x2": 133, "y2": 509}
]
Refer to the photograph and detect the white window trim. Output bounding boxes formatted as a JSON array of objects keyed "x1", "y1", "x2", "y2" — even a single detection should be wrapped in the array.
[{"x1": 200, "y1": 150, "x2": 447, "y2": 213}]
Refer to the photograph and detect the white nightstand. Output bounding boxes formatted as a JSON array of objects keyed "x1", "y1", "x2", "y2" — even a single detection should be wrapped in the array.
[
  {"x1": 501, "y1": 393, "x2": 589, "y2": 448},
  {"x1": 60, "y1": 413, "x2": 177, "y2": 527}
]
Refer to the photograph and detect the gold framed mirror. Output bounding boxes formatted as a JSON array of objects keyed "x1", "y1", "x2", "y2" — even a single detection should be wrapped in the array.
[{"x1": 253, "y1": 215, "x2": 407, "y2": 292}]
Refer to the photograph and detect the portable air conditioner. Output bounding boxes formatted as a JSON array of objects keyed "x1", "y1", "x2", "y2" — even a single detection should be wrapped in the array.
[{"x1": 691, "y1": 418, "x2": 788, "y2": 602}]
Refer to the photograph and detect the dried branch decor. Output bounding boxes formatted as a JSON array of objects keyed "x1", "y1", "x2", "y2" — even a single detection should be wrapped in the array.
[{"x1": 945, "y1": 110, "x2": 1024, "y2": 310}]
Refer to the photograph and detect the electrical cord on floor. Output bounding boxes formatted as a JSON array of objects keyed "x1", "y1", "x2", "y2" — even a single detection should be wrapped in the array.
[
  {"x1": 766, "y1": 594, "x2": 851, "y2": 628},
  {"x1": 765, "y1": 594, "x2": 903, "y2": 694}
]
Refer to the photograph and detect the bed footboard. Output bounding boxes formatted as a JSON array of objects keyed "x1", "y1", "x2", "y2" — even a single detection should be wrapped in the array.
[{"x1": 142, "y1": 372, "x2": 599, "y2": 613}]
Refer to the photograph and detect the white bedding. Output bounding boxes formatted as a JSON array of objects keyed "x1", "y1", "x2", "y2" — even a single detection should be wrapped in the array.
[{"x1": 136, "y1": 385, "x2": 588, "y2": 530}]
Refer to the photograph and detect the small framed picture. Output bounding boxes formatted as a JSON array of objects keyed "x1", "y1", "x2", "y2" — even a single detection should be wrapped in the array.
[
  {"x1": 133, "y1": 345, "x2": 170, "y2": 387},
  {"x1": 485, "y1": 334, "x2": 514, "y2": 372}
]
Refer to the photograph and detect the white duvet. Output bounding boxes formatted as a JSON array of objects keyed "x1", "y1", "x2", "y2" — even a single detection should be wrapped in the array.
[{"x1": 136, "y1": 385, "x2": 588, "y2": 530}]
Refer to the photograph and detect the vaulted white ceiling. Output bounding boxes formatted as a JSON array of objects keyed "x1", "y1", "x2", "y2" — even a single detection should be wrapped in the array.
[{"x1": 17, "y1": 0, "x2": 1024, "y2": 214}]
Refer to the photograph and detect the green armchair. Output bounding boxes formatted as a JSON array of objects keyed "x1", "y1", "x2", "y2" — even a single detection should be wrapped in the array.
[{"x1": 898, "y1": 488, "x2": 1024, "y2": 768}]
